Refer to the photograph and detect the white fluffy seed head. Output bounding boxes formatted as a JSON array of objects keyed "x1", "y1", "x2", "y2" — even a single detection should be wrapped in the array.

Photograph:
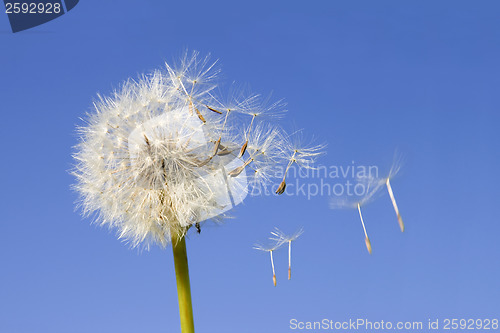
[{"x1": 72, "y1": 51, "x2": 322, "y2": 249}]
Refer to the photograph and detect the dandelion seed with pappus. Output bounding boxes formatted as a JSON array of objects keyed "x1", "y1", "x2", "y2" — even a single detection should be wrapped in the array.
[
  {"x1": 330, "y1": 174, "x2": 385, "y2": 254},
  {"x1": 254, "y1": 241, "x2": 284, "y2": 287},
  {"x1": 71, "y1": 51, "x2": 323, "y2": 333}
]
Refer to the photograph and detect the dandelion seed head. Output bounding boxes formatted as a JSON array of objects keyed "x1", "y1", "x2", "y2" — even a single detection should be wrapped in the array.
[{"x1": 72, "y1": 52, "x2": 321, "y2": 248}]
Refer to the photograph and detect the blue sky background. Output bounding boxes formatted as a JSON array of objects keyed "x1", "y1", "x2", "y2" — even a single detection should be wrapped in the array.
[{"x1": 1, "y1": 1, "x2": 499, "y2": 332}]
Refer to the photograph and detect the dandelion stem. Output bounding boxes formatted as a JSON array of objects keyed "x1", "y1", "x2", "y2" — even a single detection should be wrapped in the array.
[
  {"x1": 270, "y1": 250, "x2": 276, "y2": 286},
  {"x1": 357, "y1": 203, "x2": 372, "y2": 254},
  {"x1": 172, "y1": 234, "x2": 195, "y2": 333},
  {"x1": 386, "y1": 178, "x2": 405, "y2": 232}
]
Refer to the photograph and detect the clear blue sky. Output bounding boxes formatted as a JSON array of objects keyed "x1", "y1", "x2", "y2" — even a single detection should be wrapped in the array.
[{"x1": 1, "y1": 1, "x2": 499, "y2": 332}]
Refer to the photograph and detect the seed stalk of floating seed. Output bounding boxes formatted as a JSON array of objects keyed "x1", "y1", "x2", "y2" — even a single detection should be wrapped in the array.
[
  {"x1": 288, "y1": 240, "x2": 292, "y2": 280},
  {"x1": 270, "y1": 250, "x2": 277, "y2": 287},
  {"x1": 357, "y1": 203, "x2": 372, "y2": 255},
  {"x1": 386, "y1": 178, "x2": 405, "y2": 232}
]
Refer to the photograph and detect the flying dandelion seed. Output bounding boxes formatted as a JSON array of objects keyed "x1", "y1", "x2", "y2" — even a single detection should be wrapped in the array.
[
  {"x1": 270, "y1": 227, "x2": 303, "y2": 280},
  {"x1": 254, "y1": 242, "x2": 284, "y2": 286},
  {"x1": 72, "y1": 51, "x2": 323, "y2": 332},
  {"x1": 330, "y1": 175, "x2": 385, "y2": 254}
]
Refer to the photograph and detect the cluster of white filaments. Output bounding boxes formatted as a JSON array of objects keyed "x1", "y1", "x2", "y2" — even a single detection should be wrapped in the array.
[{"x1": 72, "y1": 52, "x2": 323, "y2": 248}]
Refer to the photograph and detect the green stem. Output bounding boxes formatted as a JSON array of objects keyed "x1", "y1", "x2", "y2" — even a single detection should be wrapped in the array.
[{"x1": 172, "y1": 234, "x2": 195, "y2": 333}]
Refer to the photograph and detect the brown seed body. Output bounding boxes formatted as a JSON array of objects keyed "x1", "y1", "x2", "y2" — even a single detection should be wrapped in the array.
[
  {"x1": 212, "y1": 138, "x2": 221, "y2": 156},
  {"x1": 206, "y1": 105, "x2": 223, "y2": 114},
  {"x1": 365, "y1": 237, "x2": 372, "y2": 255},
  {"x1": 195, "y1": 108, "x2": 206, "y2": 123},
  {"x1": 238, "y1": 140, "x2": 248, "y2": 158},
  {"x1": 276, "y1": 180, "x2": 286, "y2": 195}
]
